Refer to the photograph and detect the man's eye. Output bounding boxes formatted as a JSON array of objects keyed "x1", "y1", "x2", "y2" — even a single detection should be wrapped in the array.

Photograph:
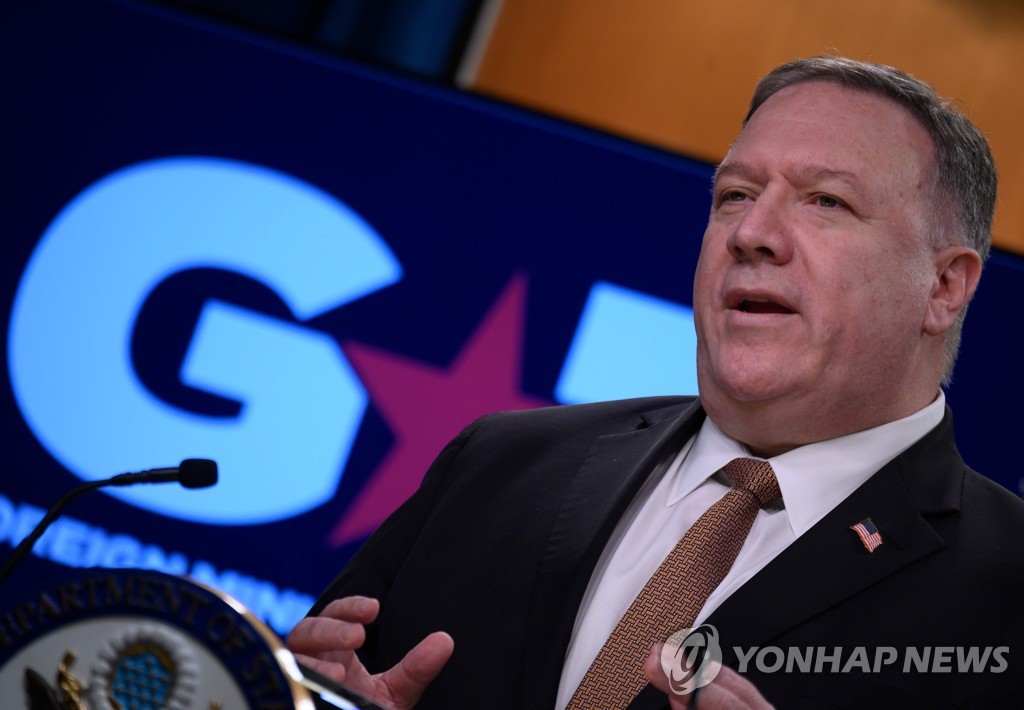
[
  {"x1": 722, "y1": 191, "x2": 747, "y2": 203},
  {"x1": 816, "y1": 194, "x2": 841, "y2": 208}
]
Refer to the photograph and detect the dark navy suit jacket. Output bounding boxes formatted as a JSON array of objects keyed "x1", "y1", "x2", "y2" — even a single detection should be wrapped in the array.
[{"x1": 313, "y1": 397, "x2": 1024, "y2": 708}]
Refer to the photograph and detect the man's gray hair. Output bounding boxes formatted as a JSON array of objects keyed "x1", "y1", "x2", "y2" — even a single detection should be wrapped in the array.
[{"x1": 744, "y1": 56, "x2": 997, "y2": 385}]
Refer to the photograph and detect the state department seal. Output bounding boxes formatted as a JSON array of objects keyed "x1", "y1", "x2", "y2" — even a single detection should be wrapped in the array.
[{"x1": 0, "y1": 568, "x2": 312, "y2": 708}]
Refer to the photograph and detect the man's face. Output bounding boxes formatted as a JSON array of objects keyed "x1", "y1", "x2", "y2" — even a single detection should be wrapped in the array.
[{"x1": 693, "y1": 81, "x2": 942, "y2": 453}]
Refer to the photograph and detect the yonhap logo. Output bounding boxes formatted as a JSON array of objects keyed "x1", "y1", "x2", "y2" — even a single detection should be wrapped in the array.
[
  {"x1": 8, "y1": 156, "x2": 402, "y2": 524},
  {"x1": 659, "y1": 624, "x2": 723, "y2": 696}
]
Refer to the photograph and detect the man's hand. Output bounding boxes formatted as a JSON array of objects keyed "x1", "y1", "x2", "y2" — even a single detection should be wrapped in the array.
[
  {"x1": 644, "y1": 645, "x2": 773, "y2": 709},
  {"x1": 286, "y1": 596, "x2": 454, "y2": 710}
]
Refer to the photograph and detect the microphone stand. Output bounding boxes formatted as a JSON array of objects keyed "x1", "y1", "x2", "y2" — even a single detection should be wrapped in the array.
[
  {"x1": 0, "y1": 461, "x2": 216, "y2": 588},
  {"x1": 0, "y1": 479, "x2": 109, "y2": 586}
]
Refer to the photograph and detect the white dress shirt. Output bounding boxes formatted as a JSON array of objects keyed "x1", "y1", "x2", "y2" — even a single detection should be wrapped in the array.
[{"x1": 555, "y1": 392, "x2": 946, "y2": 709}]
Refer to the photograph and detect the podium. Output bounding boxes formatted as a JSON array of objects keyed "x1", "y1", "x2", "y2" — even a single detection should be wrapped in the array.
[{"x1": 0, "y1": 568, "x2": 382, "y2": 709}]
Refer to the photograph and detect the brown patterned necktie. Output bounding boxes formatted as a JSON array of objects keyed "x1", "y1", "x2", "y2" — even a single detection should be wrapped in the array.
[{"x1": 567, "y1": 457, "x2": 781, "y2": 709}]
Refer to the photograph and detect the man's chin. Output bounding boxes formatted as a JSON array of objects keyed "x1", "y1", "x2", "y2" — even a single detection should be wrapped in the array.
[{"x1": 704, "y1": 369, "x2": 797, "y2": 405}]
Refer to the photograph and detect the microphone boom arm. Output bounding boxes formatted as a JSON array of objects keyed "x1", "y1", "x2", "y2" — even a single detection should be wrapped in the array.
[
  {"x1": 0, "y1": 479, "x2": 107, "y2": 586},
  {"x1": 0, "y1": 459, "x2": 216, "y2": 587}
]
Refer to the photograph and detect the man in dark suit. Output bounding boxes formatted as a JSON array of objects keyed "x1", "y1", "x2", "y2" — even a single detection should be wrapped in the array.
[{"x1": 287, "y1": 56, "x2": 1024, "y2": 708}]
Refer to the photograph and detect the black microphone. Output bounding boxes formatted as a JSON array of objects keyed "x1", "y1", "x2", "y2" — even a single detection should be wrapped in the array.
[
  {"x1": 0, "y1": 459, "x2": 218, "y2": 587},
  {"x1": 109, "y1": 458, "x2": 218, "y2": 489}
]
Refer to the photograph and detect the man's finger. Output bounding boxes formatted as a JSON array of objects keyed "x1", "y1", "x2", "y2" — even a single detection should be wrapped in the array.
[
  {"x1": 319, "y1": 596, "x2": 381, "y2": 623},
  {"x1": 287, "y1": 614, "x2": 367, "y2": 654},
  {"x1": 378, "y1": 631, "x2": 455, "y2": 710},
  {"x1": 644, "y1": 645, "x2": 690, "y2": 709},
  {"x1": 291, "y1": 652, "x2": 351, "y2": 685},
  {"x1": 645, "y1": 646, "x2": 775, "y2": 710},
  {"x1": 694, "y1": 664, "x2": 773, "y2": 709}
]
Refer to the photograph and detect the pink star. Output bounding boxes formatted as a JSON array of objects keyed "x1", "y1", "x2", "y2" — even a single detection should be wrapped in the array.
[{"x1": 328, "y1": 274, "x2": 551, "y2": 546}]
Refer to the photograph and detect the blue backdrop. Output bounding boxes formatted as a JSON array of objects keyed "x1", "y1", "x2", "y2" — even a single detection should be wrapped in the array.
[{"x1": 2, "y1": 0, "x2": 1021, "y2": 635}]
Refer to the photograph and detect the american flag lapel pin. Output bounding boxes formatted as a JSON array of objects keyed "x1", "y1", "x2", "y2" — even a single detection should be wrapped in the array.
[{"x1": 850, "y1": 517, "x2": 883, "y2": 553}]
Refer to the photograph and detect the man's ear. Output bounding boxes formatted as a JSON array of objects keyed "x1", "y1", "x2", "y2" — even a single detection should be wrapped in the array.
[{"x1": 923, "y1": 246, "x2": 983, "y2": 336}]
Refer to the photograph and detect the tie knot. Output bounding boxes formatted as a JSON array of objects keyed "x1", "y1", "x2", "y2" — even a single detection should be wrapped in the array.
[{"x1": 723, "y1": 458, "x2": 781, "y2": 507}]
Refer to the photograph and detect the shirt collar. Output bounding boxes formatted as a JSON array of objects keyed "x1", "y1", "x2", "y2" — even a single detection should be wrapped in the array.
[{"x1": 666, "y1": 390, "x2": 947, "y2": 536}]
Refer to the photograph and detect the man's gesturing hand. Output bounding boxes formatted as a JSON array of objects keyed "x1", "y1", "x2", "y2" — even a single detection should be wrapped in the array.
[
  {"x1": 286, "y1": 596, "x2": 454, "y2": 710},
  {"x1": 644, "y1": 645, "x2": 773, "y2": 709}
]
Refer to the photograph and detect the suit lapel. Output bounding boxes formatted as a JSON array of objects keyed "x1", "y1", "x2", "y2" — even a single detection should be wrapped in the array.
[
  {"x1": 521, "y1": 400, "x2": 705, "y2": 709},
  {"x1": 626, "y1": 476, "x2": 947, "y2": 710},
  {"x1": 626, "y1": 408, "x2": 965, "y2": 710},
  {"x1": 707, "y1": 407, "x2": 964, "y2": 664},
  {"x1": 707, "y1": 463, "x2": 943, "y2": 664}
]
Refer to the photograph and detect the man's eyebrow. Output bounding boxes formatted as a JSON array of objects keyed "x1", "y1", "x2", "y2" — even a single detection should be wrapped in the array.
[
  {"x1": 713, "y1": 162, "x2": 864, "y2": 191},
  {"x1": 712, "y1": 161, "x2": 750, "y2": 184},
  {"x1": 801, "y1": 166, "x2": 862, "y2": 187}
]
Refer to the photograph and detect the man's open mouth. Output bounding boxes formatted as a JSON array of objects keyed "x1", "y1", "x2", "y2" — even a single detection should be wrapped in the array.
[{"x1": 737, "y1": 298, "x2": 794, "y2": 315}]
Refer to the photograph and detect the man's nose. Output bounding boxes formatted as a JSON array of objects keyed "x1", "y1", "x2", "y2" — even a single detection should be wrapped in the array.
[{"x1": 726, "y1": 195, "x2": 795, "y2": 265}]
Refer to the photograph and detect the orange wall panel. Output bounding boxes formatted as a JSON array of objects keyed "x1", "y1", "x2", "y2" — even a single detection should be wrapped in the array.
[{"x1": 472, "y1": 0, "x2": 1024, "y2": 253}]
